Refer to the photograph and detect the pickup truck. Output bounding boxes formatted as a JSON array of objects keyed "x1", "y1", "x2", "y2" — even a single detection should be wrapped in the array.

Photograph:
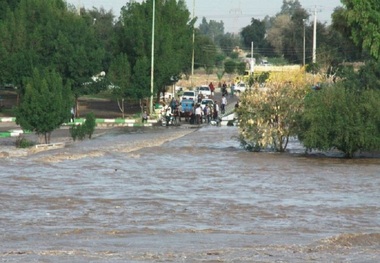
[{"x1": 182, "y1": 90, "x2": 198, "y2": 101}]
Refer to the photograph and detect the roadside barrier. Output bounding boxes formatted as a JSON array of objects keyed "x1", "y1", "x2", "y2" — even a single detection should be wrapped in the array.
[
  {"x1": 0, "y1": 117, "x2": 158, "y2": 138},
  {"x1": 0, "y1": 117, "x2": 16, "y2": 122}
]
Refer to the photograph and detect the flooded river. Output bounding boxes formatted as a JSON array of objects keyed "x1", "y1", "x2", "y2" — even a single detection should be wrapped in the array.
[{"x1": 1, "y1": 126, "x2": 379, "y2": 262}]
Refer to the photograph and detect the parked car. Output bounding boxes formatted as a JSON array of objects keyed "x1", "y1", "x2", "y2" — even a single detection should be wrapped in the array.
[
  {"x1": 182, "y1": 90, "x2": 197, "y2": 101},
  {"x1": 200, "y1": 99, "x2": 214, "y2": 110},
  {"x1": 197, "y1": 85, "x2": 211, "y2": 97},
  {"x1": 234, "y1": 82, "x2": 247, "y2": 93}
]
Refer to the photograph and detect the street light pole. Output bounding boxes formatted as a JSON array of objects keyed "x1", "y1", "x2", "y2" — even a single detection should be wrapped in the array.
[
  {"x1": 303, "y1": 19, "x2": 305, "y2": 66},
  {"x1": 191, "y1": 0, "x2": 195, "y2": 88},
  {"x1": 312, "y1": 7, "x2": 317, "y2": 64},
  {"x1": 150, "y1": 0, "x2": 155, "y2": 114}
]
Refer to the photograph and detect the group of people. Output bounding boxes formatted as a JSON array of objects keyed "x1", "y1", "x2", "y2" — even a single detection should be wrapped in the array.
[
  {"x1": 151, "y1": 81, "x2": 235, "y2": 126},
  {"x1": 214, "y1": 81, "x2": 236, "y2": 97},
  {"x1": 193, "y1": 100, "x2": 223, "y2": 125}
]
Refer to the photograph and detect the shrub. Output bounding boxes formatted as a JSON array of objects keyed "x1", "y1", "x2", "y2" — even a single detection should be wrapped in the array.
[
  {"x1": 15, "y1": 135, "x2": 35, "y2": 148},
  {"x1": 69, "y1": 124, "x2": 86, "y2": 141},
  {"x1": 299, "y1": 85, "x2": 380, "y2": 158},
  {"x1": 83, "y1": 112, "x2": 96, "y2": 139},
  {"x1": 69, "y1": 112, "x2": 96, "y2": 141}
]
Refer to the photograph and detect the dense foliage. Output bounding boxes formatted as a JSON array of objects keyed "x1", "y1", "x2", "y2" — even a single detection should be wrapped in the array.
[
  {"x1": 236, "y1": 70, "x2": 309, "y2": 152},
  {"x1": 299, "y1": 84, "x2": 380, "y2": 158},
  {"x1": 0, "y1": 0, "x2": 104, "y2": 94},
  {"x1": 115, "y1": 0, "x2": 193, "y2": 102},
  {"x1": 341, "y1": 0, "x2": 380, "y2": 60},
  {"x1": 15, "y1": 68, "x2": 73, "y2": 144}
]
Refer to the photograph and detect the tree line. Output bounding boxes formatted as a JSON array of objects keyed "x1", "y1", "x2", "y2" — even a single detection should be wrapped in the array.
[{"x1": 1, "y1": 0, "x2": 379, "y2": 156}]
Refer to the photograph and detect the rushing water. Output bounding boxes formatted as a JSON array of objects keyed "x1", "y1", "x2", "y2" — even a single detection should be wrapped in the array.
[{"x1": 1, "y1": 126, "x2": 379, "y2": 262}]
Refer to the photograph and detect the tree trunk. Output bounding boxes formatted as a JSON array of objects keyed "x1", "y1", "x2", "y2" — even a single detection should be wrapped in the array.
[
  {"x1": 38, "y1": 134, "x2": 44, "y2": 144},
  {"x1": 44, "y1": 132, "x2": 51, "y2": 144},
  {"x1": 75, "y1": 96, "x2": 79, "y2": 118},
  {"x1": 117, "y1": 98, "x2": 125, "y2": 118}
]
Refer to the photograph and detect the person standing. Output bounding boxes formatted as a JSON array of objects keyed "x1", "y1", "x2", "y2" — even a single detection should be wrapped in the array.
[
  {"x1": 222, "y1": 81, "x2": 228, "y2": 96},
  {"x1": 170, "y1": 97, "x2": 177, "y2": 113},
  {"x1": 209, "y1": 82, "x2": 215, "y2": 97},
  {"x1": 165, "y1": 107, "x2": 172, "y2": 126},
  {"x1": 70, "y1": 107, "x2": 75, "y2": 122},
  {"x1": 142, "y1": 110, "x2": 149, "y2": 123},
  {"x1": 221, "y1": 95, "x2": 227, "y2": 114},
  {"x1": 177, "y1": 103, "x2": 183, "y2": 122},
  {"x1": 213, "y1": 101, "x2": 219, "y2": 121},
  {"x1": 195, "y1": 104, "x2": 202, "y2": 124}
]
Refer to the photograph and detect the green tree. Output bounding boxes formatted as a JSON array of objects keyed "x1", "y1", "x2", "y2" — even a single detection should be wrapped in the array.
[
  {"x1": 241, "y1": 18, "x2": 273, "y2": 56},
  {"x1": 266, "y1": 14, "x2": 292, "y2": 57},
  {"x1": 195, "y1": 33, "x2": 218, "y2": 70},
  {"x1": 266, "y1": 3, "x2": 310, "y2": 63},
  {"x1": 236, "y1": 62, "x2": 246, "y2": 76},
  {"x1": 224, "y1": 60, "x2": 236, "y2": 79},
  {"x1": 237, "y1": 70, "x2": 308, "y2": 152},
  {"x1": 341, "y1": 0, "x2": 380, "y2": 60},
  {"x1": 218, "y1": 33, "x2": 242, "y2": 57},
  {"x1": 131, "y1": 56, "x2": 151, "y2": 100},
  {"x1": 0, "y1": 0, "x2": 21, "y2": 20},
  {"x1": 198, "y1": 17, "x2": 224, "y2": 42},
  {"x1": 15, "y1": 68, "x2": 73, "y2": 144},
  {"x1": 108, "y1": 53, "x2": 132, "y2": 118},
  {"x1": 330, "y1": 7, "x2": 364, "y2": 62},
  {"x1": 0, "y1": 0, "x2": 105, "y2": 115},
  {"x1": 80, "y1": 7, "x2": 116, "y2": 71},
  {"x1": 299, "y1": 85, "x2": 380, "y2": 158},
  {"x1": 117, "y1": 0, "x2": 193, "y2": 103},
  {"x1": 279, "y1": 0, "x2": 302, "y2": 15}
]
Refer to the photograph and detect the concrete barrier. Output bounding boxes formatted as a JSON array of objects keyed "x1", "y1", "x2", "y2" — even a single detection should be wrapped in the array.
[{"x1": 35, "y1": 142, "x2": 65, "y2": 149}]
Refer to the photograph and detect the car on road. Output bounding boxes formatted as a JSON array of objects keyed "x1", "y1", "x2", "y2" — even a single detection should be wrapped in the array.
[
  {"x1": 234, "y1": 82, "x2": 247, "y2": 93},
  {"x1": 182, "y1": 90, "x2": 197, "y2": 101},
  {"x1": 197, "y1": 85, "x2": 211, "y2": 97}
]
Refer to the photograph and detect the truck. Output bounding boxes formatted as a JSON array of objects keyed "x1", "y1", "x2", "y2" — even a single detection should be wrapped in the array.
[
  {"x1": 234, "y1": 70, "x2": 254, "y2": 84},
  {"x1": 180, "y1": 99, "x2": 194, "y2": 117}
]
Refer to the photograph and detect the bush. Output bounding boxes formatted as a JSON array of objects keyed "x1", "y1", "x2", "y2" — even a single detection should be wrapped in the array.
[
  {"x1": 299, "y1": 85, "x2": 380, "y2": 158},
  {"x1": 69, "y1": 112, "x2": 96, "y2": 141},
  {"x1": 15, "y1": 135, "x2": 35, "y2": 148},
  {"x1": 69, "y1": 124, "x2": 86, "y2": 141},
  {"x1": 83, "y1": 112, "x2": 96, "y2": 139}
]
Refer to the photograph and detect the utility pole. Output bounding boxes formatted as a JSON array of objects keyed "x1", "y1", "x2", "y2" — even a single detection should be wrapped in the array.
[
  {"x1": 312, "y1": 7, "x2": 317, "y2": 64},
  {"x1": 303, "y1": 19, "x2": 306, "y2": 66},
  {"x1": 250, "y1": 42, "x2": 254, "y2": 75},
  {"x1": 191, "y1": 0, "x2": 195, "y2": 88},
  {"x1": 150, "y1": 0, "x2": 155, "y2": 114},
  {"x1": 229, "y1": 1, "x2": 242, "y2": 34}
]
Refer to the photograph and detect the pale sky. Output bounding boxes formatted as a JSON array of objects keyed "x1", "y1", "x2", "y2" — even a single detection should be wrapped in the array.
[{"x1": 69, "y1": 0, "x2": 342, "y2": 33}]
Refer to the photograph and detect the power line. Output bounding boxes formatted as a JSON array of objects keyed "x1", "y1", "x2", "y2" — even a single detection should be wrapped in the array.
[{"x1": 229, "y1": 1, "x2": 242, "y2": 34}]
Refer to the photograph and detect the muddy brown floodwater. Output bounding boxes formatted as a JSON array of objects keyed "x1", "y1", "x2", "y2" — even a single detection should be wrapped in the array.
[{"x1": 1, "y1": 126, "x2": 379, "y2": 262}]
